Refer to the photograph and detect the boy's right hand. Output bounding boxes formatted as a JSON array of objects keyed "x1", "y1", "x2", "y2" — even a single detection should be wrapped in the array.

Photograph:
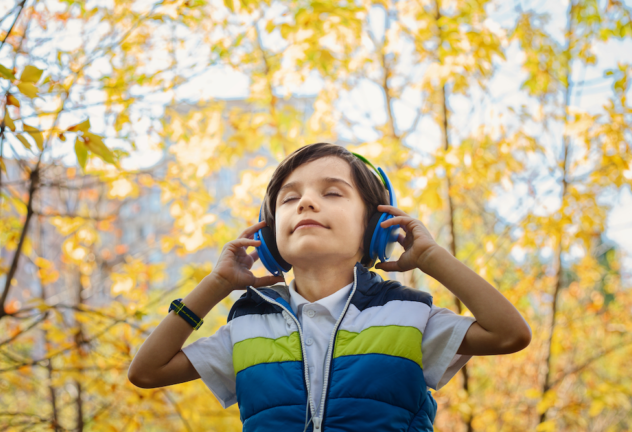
[{"x1": 211, "y1": 220, "x2": 286, "y2": 293}]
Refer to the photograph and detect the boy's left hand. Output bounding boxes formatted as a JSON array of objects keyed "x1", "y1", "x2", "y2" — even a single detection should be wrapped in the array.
[{"x1": 374, "y1": 204, "x2": 440, "y2": 273}]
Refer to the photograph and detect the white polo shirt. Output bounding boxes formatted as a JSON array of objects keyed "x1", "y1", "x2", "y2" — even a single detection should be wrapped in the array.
[
  {"x1": 287, "y1": 279, "x2": 354, "y2": 414},
  {"x1": 182, "y1": 280, "x2": 477, "y2": 410}
]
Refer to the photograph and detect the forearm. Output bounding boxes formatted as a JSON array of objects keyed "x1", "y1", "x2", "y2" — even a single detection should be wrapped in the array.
[
  {"x1": 418, "y1": 246, "x2": 532, "y2": 346},
  {"x1": 128, "y1": 274, "x2": 231, "y2": 383}
]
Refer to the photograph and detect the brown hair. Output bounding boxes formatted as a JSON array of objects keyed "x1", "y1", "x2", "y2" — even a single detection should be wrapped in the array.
[{"x1": 262, "y1": 142, "x2": 390, "y2": 240}]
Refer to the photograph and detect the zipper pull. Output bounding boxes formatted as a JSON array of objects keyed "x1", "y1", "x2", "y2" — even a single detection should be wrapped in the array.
[{"x1": 313, "y1": 416, "x2": 322, "y2": 431}]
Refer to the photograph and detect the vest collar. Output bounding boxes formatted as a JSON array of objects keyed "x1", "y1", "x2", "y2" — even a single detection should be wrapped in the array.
[{"x1": 249, "y1": 261, "x2": 385, "y2": 304}]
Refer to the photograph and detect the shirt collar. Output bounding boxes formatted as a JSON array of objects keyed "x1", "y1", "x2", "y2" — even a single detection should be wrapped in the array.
[{"x1": 288, "y1": 278, "x2": 354, "y2": 319}]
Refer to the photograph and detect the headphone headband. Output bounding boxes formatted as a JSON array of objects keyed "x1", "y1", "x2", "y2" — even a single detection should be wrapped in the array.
[{"x1": 351, "y1": 152, "x2": 388, "y2": 189}]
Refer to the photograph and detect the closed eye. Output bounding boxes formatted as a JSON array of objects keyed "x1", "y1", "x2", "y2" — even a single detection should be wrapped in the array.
[{"x1": 282, "y1": 192, "x2": 342, "y2": 204}]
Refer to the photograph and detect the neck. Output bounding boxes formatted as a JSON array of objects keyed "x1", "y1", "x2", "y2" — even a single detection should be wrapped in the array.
[{"x1": 291, "y1": 259, "x2": 358, "y2": 302}]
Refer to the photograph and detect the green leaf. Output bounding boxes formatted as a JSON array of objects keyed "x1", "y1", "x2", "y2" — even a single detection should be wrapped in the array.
[
  {"x1": 0, "y1": 64, "x2": 16, "y2": 81},
  {"x1": 20, "y1": 65, "x2": 43, "y2": 83},
  {"x1": 17, "y1": 82, "x2": 39, "y2": 98},
  {"x1": 75, "y1": 138, "x2": 88, "y2": 170},
  {"x1": 23, "y1": 123, "x2": 44, "y2": 151}
]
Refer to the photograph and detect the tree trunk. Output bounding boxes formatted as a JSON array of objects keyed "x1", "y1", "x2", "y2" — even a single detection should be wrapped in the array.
[
  {"x1": 0, "y1": 167, "x2": 38, "y2": 318},
  {"x1": 538, "y1": 1, "x2": 575, "y2": 426},
  {"x1": 439, "y1": 81, "x2": 472, "y2": 432}
]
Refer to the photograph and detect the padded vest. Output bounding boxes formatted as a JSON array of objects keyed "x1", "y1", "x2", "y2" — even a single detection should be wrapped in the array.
[{"x1": 227, "y1": 262, "x2": 437, "y2": 432}]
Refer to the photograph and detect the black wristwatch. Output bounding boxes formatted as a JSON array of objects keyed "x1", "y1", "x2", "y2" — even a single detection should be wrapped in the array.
[{"x1": 169, "y1": 298, "x2": 204, "y2": 330}]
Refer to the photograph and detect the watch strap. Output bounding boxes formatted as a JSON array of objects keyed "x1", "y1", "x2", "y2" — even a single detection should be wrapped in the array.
[{"x1": 169, "y1": 298, "x2": 203, "y2": 330}]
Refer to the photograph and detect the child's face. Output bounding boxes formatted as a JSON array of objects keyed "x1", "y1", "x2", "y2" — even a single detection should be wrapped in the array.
[{"x1": 275, "y1": 156, "x2": 366, "y2": 269}]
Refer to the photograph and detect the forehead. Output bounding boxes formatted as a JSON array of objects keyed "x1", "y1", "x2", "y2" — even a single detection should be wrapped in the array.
[{"x1": 282, "y1": 156, "x2": 351, "y2": 185}]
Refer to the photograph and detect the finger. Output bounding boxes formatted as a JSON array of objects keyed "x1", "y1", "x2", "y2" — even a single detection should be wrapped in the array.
[
  {"x1": 238, "y1": 220, "x2": 267, "y2": 239},
  {"x1": 397, "y1": 233, "x2": 405, "y2": 246},
  {"x1": 252, "y1": 275, "x2": 286, "y2": 288},
  {"x1": 231, "y1": 238, "x2": 261, "y2": 249},
  {"x1": 248, "y1": 249, "x2": 260, "y2": 262},
  {"x1": 377, "y1": 204, "x2": 410, "y2": 217},
  {"x1": 238, "y1": 220, "x2": 266, "y2": 239},
  {"x1": 375, "y1": 261, "x2": 403, "y2": 272},
  {"x1": 380, "y1": 216, "x2": 413, "y2": 230}
]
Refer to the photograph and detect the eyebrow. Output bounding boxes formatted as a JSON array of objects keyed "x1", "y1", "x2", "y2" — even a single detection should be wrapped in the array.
[{"x1": 278, "y1": 177, "x2": 354, "y2": 194}]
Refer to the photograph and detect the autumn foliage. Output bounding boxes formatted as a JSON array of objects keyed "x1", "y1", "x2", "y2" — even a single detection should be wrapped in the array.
[{"x1": 1, "y1": 0, "x2": 631, "y2": 431}]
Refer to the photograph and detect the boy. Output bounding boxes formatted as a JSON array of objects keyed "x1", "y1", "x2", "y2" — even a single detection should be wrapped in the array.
[{"x1": 129, "y1": 143, "x2": 532, "y2": 431}]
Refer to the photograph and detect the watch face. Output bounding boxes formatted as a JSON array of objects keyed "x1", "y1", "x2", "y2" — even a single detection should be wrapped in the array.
[{"x1": 169, "y1": 298, "x2": 183, "y2": 312}]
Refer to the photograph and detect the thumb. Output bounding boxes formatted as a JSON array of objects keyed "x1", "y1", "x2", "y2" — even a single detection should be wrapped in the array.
[
  {"x1": 252, "y1": 275, "x2": 286, "y2": 288},
  {"x1": 375, "y1": 261, "x2": 402, "y2": 272}
]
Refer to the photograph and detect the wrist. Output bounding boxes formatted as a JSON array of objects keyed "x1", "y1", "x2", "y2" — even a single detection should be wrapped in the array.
[
  {"x1": 204, "y1": 273, "x2": 233, "y2": 297},
  {"x1": 416, "y1": 244, "x2": 447, "y2": 274}
]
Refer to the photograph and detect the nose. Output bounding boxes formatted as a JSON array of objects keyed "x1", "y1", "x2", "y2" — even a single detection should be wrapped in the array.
[{"x1": 297, "y1": 192, "x2": 318, "y2": 213}]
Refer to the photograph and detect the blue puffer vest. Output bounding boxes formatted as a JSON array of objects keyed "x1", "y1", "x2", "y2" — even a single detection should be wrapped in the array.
[{"x1": 227, "y1": 262, "x2": 437, "y2": 431}]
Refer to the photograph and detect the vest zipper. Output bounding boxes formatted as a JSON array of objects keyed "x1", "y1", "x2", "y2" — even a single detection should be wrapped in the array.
[
  {"x1": 316, "y1": 265, "x2": 359, "y2": 428},
  {"x1": 313, "y1": 416, "x2": 322, "y2": 431},
  {"x1": 249, "y1": 287, "x2": 317, "y2": 423}
]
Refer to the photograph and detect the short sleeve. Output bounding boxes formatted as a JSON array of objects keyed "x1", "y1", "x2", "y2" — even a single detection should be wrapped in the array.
[
  {"x1": 422, "y1": 304, "x2": 477, "y2": 390},
  {"x1": 182, "y1": 323, "x2": 237, "y2": 408}
]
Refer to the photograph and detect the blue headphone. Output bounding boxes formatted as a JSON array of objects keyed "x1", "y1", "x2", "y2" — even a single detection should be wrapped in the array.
[{"x1": 253, "y1": 152, "x2": 400, "y2": 277}]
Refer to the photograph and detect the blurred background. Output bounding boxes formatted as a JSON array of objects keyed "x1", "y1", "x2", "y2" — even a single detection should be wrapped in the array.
[{"x1": 1, "y1": 0, "x2": 631, "y2": 430}]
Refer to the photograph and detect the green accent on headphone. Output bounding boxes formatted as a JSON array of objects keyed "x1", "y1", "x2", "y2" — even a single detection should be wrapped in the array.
[{"x1": 351, "y1": 152, "x2": 387, "y2": 188}]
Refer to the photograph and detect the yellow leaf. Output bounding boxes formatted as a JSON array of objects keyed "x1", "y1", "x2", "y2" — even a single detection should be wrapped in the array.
[
  {"x1": 589, "y1": 400, "x2": 605, "y2": 417},
  {"x1": 3, "y1": 108, "x2": 15, "y2": 132},
  {"x1": 35, "y1": 257, "x2": 53, "y2": 269},
  {"x1": 50, "y1": 216, "x2": 86, "y2": 235},
  {"x1": 536, "y1": 420, "x2": 557, "y2": 432},
  {"x1": 16, "y1": 134, "x2": 31, "y2": 150},
  {"x1": 111, "y1": 274, "x2": 135, "y2": 295},
  {"x1": 84, "y1": 132, "x2": 116, "y2": 165},
  {"x1": 25, "y1": 297, "x2": 50, "y2": 312},
  {"x1": 22, "y1": 236, "x2": 32, "y2": 257},
  {"x1": 68, "y1": 118, "x2": 90, "y2": 132},
  {"x1": 20, "y1": 65, "x2": 43, "y2": 83},
  {"x1": 108, "y1": 178, "x2": 135, "y2": 199},
  {"x1": 23, "y1": 123, "x2": 44, "y2": 150},
  {"x1": 17, "y1": 82, "x2": 39, "y2": 98},
  {"x1": 536, "y1": 389, "x2": 557, "y2": 414},
  {"x1": 38, "y1": 267, "x2": 59, "y2": 285},
  {"x1": 7, "y1": 93, "x2": 20, "y2": 107},
  {"x1": 75, "y1": 138, "x2": 88, "y2": 170},
  {"x1": 0, "y1": 63, "x2": 15, "y2": 80},
  {"x1": 75, "y1": 313, "x2": 92, "y2": 324},
  {"x1": 525, "y1": 388, "x2": 541, "y2": 399}
]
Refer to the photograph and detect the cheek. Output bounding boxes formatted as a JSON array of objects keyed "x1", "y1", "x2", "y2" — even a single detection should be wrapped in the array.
[{"x1": 275, "y1": 210, "x2": 288, "y2": 237}]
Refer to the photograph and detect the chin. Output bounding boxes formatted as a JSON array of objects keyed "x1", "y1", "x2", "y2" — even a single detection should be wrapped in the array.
[{"x1": 283, "y1": 248, "x2": 355, "y2": 264}]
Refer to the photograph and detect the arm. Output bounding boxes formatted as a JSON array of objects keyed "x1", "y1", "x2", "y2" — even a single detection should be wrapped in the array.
[
  {"x1": 418, "y1": 246, "x2": 532, "y2": 356},
  {"x1": 128, "y1": 220, "x2": 285, "y2": 389},
  {"x1": 127, "y1": 274, "x2": 232, "y2": 388}
]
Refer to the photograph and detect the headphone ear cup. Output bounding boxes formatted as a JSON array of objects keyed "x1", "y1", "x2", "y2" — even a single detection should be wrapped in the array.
[
  {"x1": 260, "y1": 224, "x2": 292, "y2": 272},
  {"x1": 361, "y1": 211, "x2": 383, "y2": 268}
]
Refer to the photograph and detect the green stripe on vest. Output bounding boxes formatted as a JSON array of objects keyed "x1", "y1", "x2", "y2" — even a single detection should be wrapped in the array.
[
  {"x1": 333, "y1": 325, "x2": 423, "y2": 368},
  {"x1": 233, "y1": 332, "x2": 303, "y2": 375}
]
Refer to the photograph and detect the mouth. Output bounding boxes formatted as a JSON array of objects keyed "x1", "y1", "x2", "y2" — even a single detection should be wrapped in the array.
[
  {"x1": 293, "y1": 220, "x2": 329, "y2": 233},
  {"x1": 294, "y1": 224, "x2": 327, "y2": 231}
]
